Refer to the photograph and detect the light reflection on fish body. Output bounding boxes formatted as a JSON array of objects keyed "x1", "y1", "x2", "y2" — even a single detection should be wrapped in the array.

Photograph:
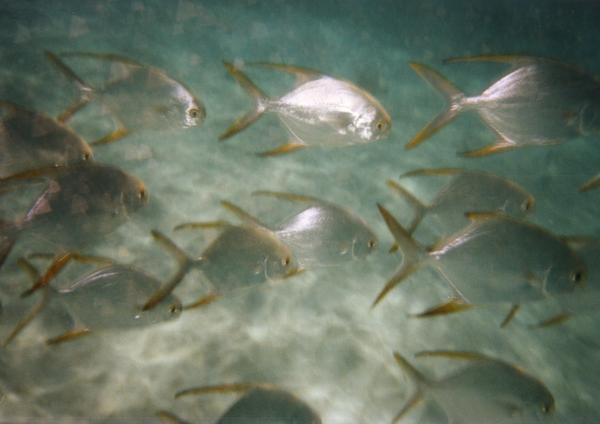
[
  {"x1": 408, "y1": 56, "x2": 600, "y2": 156},
  {"x1": 220, "y1": 62, "x2": 391, "y2": 154},
  {"x1": 374, "y1": 206, "x2": 585, "y2": 308},
  {"x1": 267, "y1": 194, "x2": 377, "y2": 267},
  {"x1": 428, "y1": 215, "x2": 584, "y2": 303},
  {"x1": 393, "y1": 351, "x2": 555, "y2": 424},
  {"x1": 216, "y1": 387, "x2": 321, "y2": 424},
  {"x1": 0, "y1": 101, "x2": 92, "y2": 178},
  {"x1": 271, "y1": 75, "x2": 391, "y2": 146}
]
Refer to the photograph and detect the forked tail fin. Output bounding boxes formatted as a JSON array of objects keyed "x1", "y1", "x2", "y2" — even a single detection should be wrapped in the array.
[
  {"x1": 406, "y1": 62, "x2": 465, "y2": 149},
  {"x1": 391, "y1": 352, "x2": 429, "y2": 423},
  {"x1": 219, "y1": 61, "x2": 269, "y2": 141},
  {"x1": 372, "y1": 204, "x2": 427, "y2": 307},
  {"x1": 142, "y1": 230, "x2": 201, "y2": 311}
]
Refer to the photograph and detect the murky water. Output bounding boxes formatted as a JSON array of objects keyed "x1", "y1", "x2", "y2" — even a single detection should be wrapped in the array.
[{"x1": 1, "y1": 1, "x2": 600, "y2": 423}]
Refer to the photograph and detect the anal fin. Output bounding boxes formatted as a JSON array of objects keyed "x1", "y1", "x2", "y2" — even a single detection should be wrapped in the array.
[
  {"x1": 532, "y1": 312, "x2": 572, "y2": 328},
  {"x1": 91, "y1": 128, "x2": 130, "y2": 146},
  {"x1": 257, "y1": 142, "x2": 306, "y2": 157},
  {"x1": 46, "y1": 328, "x2": 92, "y2": 345},
  {"x1": 460, "y1": 141, "x2": 518, "y2": 157},
  {"x1": 413, "y1": 298, "x2": 473, "y2": 318}
]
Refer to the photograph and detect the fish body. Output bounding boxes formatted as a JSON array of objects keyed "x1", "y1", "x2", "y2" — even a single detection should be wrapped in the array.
[
  {"x1": 220, "y1": 62, "x2": 390, "y2": 155},
  {"x1": 257, "y1": 191, "x2": 377, "y2": 267},
  {"x1": 216, "y1": 387, "x2": 321, "y2": 424},
  {"x1": 200, "y1": 224, "x2": 297, "y2": 292},
  {"x1": 374, "y1": 206, "x2": 585, "y2": 307},
  {"x1": 0, "y1": 101, "x2": 92, "y2": 178},
  {"x1": 408, "y1": 56, "x2": 600, "y2": 156},
  {"x1": 46, "y1": 51, "x2": 205, "y2": 140},
  {"x1": 57, "y1": 265, "x2": 181, "y2": 329},
  {"x1": 0, "y1": 163, "x2": 147, "y2": 266},
  {"x1": 389, "y1": 168, "x2": 534, "y2": 236},
  {"x1": 393, "y1": 351, "x2": 554, "y2": 424}
]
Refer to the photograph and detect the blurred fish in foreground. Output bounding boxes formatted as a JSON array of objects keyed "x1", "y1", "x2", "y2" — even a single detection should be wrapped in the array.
[
  {"x1": 0, "y1": 100, "x2": 92, "y2": 178},
  {"x1": 0, "y1": 162, "x2": 148, "y2": 269},
  {"x1": 374, "y1": 205, "x2": 585, "y2": 325},
  {"x1": 387, "y1": 168, "x2": 534, "y2": 239},
  {"x1": 45, "y1": 51, "x2": 206, "y2": 146},
  {"x1": 254, "y1": 190, "x2": 377, "y2": 267},
  {"x1": 159, "y1": 383, "x2": 321, "y2": 424},
  {"x1": 142, "y1": 200, "x2": 300, "y2": 310},
  {"x1": 408, "y1": 56, "x2": 600, "y2": 190},
  {"x1": 220, "y1": 62, "x2": 391, "y2": 156},
  {"x1": 391, "y1": 350, "x2": 554, "y2": 423},
  {"x1": 3, "y1": 257, "x2": 181, "y2": 346}
]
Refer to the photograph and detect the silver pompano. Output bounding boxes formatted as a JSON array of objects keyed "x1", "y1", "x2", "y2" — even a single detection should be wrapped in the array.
[
  {"x1": 46, "y1": 51, "x2": 205, "y2": 145},
  {"x1": 388, "y1": 168, "x2": 534, "y2": 237},
  {"x1": 408, "y1": 56, "x2": 600, "y2": 158},
  {"x1": 392, "y1": 351, "x2": 554, "y2": 424},
  {"x1": 220, "y1": 62, "x2": 391, "y2": 156},
  {"x1": 254, "y1": 191, "x2": 377, "y2": 267},
  {"x1": 0, "y1": 101, "x2": 92, "y2": 178},
  {"x1": 373, "y1": 206, "x2": 586, "y2": 308}
]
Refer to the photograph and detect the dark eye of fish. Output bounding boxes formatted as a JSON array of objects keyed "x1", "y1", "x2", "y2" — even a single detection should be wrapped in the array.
[
  {"x1": 368, "y1": 239, "x2": 376, "y2": 249},
  {"x1": 570, "y1": 270, "x2": 584, "y2": 284},
  {"x1": 139, "y1": 189, "x2": 147, "y2": 201},
  {"x1": 188, "y1": 108, "x2": 200, "y2": 118},
  {"x1": 282, "y1": 256, "x2": 291, "y2": 266}
]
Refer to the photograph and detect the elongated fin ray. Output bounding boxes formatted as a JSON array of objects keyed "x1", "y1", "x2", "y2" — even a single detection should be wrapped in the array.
[
  {"x1": 579, "y1": 173, "x2": 600, "y2": 192},
  {"x1": 444, "y1": 54, "x2": 539, "y2": 65},
  {"x1": 2, "y1": 287, "x2": 51, "y2": 347},
  {"x1": 399, "y1": 167, "x2": 463, "y2": 179},
  {"x1": 386, "y1": 180, "x2": 427, "y2": 234},
  {"x1": 90, "y1": 128, "x2": 130, "y2": 146},
  {"x1": 45, "y1": 50, "x2": 92, "y2": 92},
  {"x1": 500, "y1": 304, "x2": 521, "y2": 328},
  {"x1": 183, "y1": 293, "x2": 220, "y2": 310},
  {"x1": 252, "y1": 190, "x2": 323, "y2": 205},
  {"x1": 460, "y1": 141, "x2": 519, "y2": 157},
  {"x1": 46, "y1": 328, "x2": 91, "y2": 345},
  {"x1": 157, "y1": 411, "x2": 192, "y2": 424},
  {"x1": 246, "y1": 62, "x2": 322, "y2": 85},
  {"x1": 391, "y1": 392, "x2": 424, "y2": 424},
  {"x1": 532, "y1": 312, "x2": 572, "y2": 328},
  {"x1": 257, "y1": 142, "x2": 306, "y2": 157},
  {"x1": 415, "y1": 350, "x2": 493, "y2": 361},
  {"x1": 175, "y1": 382, "x2": 275, "y2": 399},
  {"x1": 220, "y1": 200, "x2": 267, "y2": 228},
  {"x1": 219, "y1": 61, "x2": 268, "y2": 141},
  {"x1": 57, "y1": 51, "x2": 144, "y2": 67},
  {"x1": 413, "y1": 299, "x2": 474, "y2": 318},
  {"x1": 173, "y1": 220, "x2": 230, "y2": 231},
  {"x1": 406, "y1": 62, "x2": 464, "y2": 149}
]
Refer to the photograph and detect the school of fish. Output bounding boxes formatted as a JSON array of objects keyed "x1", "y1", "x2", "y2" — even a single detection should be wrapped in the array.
[{"x1": 1, "y1": 48, "x2": 599, "y2": 423}]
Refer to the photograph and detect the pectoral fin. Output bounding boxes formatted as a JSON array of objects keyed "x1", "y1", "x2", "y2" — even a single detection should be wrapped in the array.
[
  {"x1": 246, "y1": 62, "x2": 322, "y2": 85},
  {"x1": 173, "y1": 221, "x2": 230, "y2": 231},
  {"x1": 460, "y1": 141, "x2": 518, "y2": 157},
  {"x1": 257, "y1": 142, "x2": 306, "y2": 157},
  {"x1": 532, "y1": 312, "x2": 572, "y2": 328}
]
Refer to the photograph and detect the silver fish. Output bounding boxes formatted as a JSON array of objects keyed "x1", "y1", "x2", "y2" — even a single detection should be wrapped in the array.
[
  {"x1": 0, "y1": 100, "x2": 92, "y2": 178},
  {"x1": 388, "y1": 168, "x2": 534, "y2": 237},
  {"x1": 46, "y1": 51, "x2": 206, "y2": 146},
  {"x1": 373, "y1": 206, "x2": 586, "y2": 318},
  {"x1": 172, "y1": 383, "x2": 321, "y2": 424},
  {"x1": 392, "y1": 350, "x2": 554, "y2": 424},
  {"x1": 3, "y1": 260, "x2": 181, "y2": 346},
  {"x1": 142, "y1": 201, "x2": 300, "y2": 311},
  {"x1": 220, "y1": 62, "x2": 391, "y2": 156},
  {"x1": 254, "y1": 190, "x2": 377, "y2": 267},
  {"x1": 0, "y1": 162, "x2": 148, "y2": 269},
  {"x1": 408, "y1": 56, "x2": 600, "y2": 190}
]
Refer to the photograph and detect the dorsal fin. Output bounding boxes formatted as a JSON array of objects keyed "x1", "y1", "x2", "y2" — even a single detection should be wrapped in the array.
[
  {"x1": 175, "y1": 382, "x2": 275, "y2": 399},
  {"x1": 220, "y1": 200, "x2": 269, "y2": 228},
  {"x1": 246, "y1": 62, "x2": 323, "y2": 85}
]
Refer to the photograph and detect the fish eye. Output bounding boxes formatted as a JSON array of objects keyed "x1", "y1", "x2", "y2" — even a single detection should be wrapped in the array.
[
  {"x1": 282, "y1": 256, "x2": 291, "y2": 267},
  {"x1": 367, "y1": 239, "x2": 376, "y2": 249},
  {"x1": 82, "y1": 152, "x2": 91, "y2": 161},
  {"x1": 570, "y1": 270, "x2": 584, "y2": 284},
  {"x1": 521, "y1": 198, "x2": 533, "y2": 212},
  {"x1": 138, "y1": 188, "x2": 147, "y2": 201},
  {"x1": 188, "y1": 108, "x2": 201, "y2": 119},
  {"x1": 169, "y1": 304, "x2": 180, "y2": 315},
  {"x1": 376, "y1": 120, "x2": 384, "y2": 131}
]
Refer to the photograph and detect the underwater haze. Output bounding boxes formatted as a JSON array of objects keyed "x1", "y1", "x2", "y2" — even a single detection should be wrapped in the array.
[{"x1": 1, "y1": 0, "x2": 600, "y2": 423}]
